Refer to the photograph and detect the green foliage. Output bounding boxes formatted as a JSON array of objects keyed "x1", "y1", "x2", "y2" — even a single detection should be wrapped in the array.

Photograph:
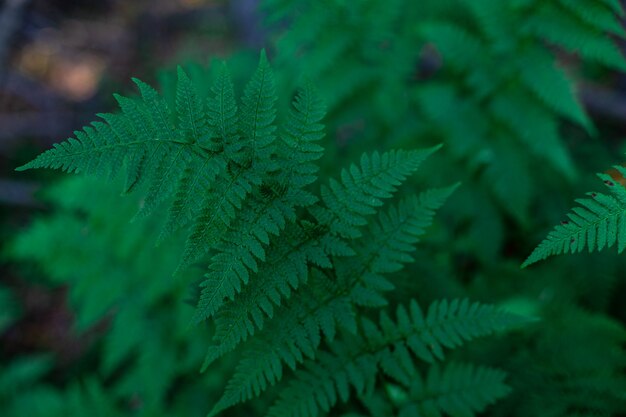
[
  {"x1": 500, "y1": 303, "x2": 626, "y2": 417},
  {"x1": 12, "y1": 51, "x2": 534, "y2": 417},
  {"x1": 263, "y1": 300, "x2": 524, "y2": 417},
  {"x1": 5, "y1": 177, "x2": 218, "y2": 417},
  {"x1": 396, "y1": 363, "x2": 511, "y2": 417},
  {"x1": 355, "y1": 362, "x2": 511, "y2": 417},
  {"x1": 524, "y1": 168, "x2": 626, "y2": 266},
  {"x1": 7, "y1": 0, "x2": 626, "y2": 416},
  {"x1": 263, "y1": 0, "x2": 626, "y2": 260}
]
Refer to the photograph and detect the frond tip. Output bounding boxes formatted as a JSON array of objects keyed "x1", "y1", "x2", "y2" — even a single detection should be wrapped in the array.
[{"x1": 523, "y1": 170, "x2": 626, "y2": 267}]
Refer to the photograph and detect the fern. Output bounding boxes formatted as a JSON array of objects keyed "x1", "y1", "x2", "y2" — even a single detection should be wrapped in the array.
[
  {"x1": 263, "y1": 0, "x2": 626, "y2": 261},
  {"x1": 202, "y1": 183, "x2": 454, "y2": 367},
  {"x1": 192, "y1": 79, "x2": 327, "y2": 322},
  {"x1": 16, "y1": 53, "x2": 278, "y2": 274},
  {"x1": 17, "y1": 49, "x2": 534, "y2": 417},
  {"x1": 202, "y1": 157, "x2": 450, "y2": 416},
  {"x1": 395, "y1": 363, "x2": 510, "y2": 417},
  {"x1": 208, "y1": 294, "x2": 528, "y2": 416},
  {"x1": 523, "y1": 168, "x2": 626, "y2": 267},
  {"x1": 263, "y1": 300, "x2": 525, "y2": 417},
  {"x1": 8, "y1": 1, "x2": 626, "y2": 416}
]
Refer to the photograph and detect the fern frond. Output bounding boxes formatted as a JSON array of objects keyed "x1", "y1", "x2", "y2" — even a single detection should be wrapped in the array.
[
  {"x1": 205, "y1": 185, "x2": 457, "y2": 412},
  {"x1": 523, "y1": 171, "x2": 626, "y2": 267},
  {"x1": 313, "y1": 147, "x2": 441, "y2": 239},
  {"x1": 207, "y1": 290, "x2": 339, "y2": 417},
  {"x1": 158, "y1": 155, "x2": 226, "y2": 243},
  {"x1": 344, "y1": 185, "x2": 459, "y2": 308},
  {"x1": 397, "y1": 363, "x2": 510, "y2": 417},
  {"x1": 209, "y1": 296, "x2": 527, "y2": 416},
  {"x1": 199, "y1": 223, "x2": 354, "y2": 370},
  {"x1": 278, "y1": 78, "x2": 326, "y2": 187},
  {"x1": 264, "y1": 299, "x2": 526, "y2": 417},
  {"x1": 198, "y1": 223, "x2": 323, "y2": 337},
  {"x1": 177, "y1": 52, "x2": 279, "y2": 272},
  {"x1": 207, "y1": 62, "x2": 240, "y2": 146},
  {"x1": 15, "y1": 91, "x2": 180, "y2": 179},
  {"x1": 203, "y1": 181, "x2": 454, "y2": 373},
  {"x1": 191, "y1": 82, "x2": 327, "y2": 320},
  {"x1": 202, "y1": 148, "x2": 443, "y2": 367},
  {"x1": 176, "y1": 66, "x2": 207, "y2": 143},
  {"x1": 159, "y1": 65, "x2": 237, "y2": 241},
  {"x1": 17, "y1": 52, "x2": 286, "y2": 276},
  {"x1": 241, "y1": 49, "x2": 278, "y2": 158},
  {"x1": 378, "y1": 299, "x2": 531, "y2": 363},
  {"x1": 192, "y1": 194, "x2": 296, "y2": 320},
  {"x1": 134, "y1": 67, "x2": 211, "y2": 220},
  {"x1": 178, "y1": 169, "x2": 261, "y2": 271}
]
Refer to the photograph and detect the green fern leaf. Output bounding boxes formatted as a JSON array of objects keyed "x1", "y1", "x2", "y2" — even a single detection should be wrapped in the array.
[
  {"x1": 265, "y1": 299, "x2": 527, "y2": 417},
  {"x1": 523, "y1": 171, "x2": 626, "y2": 267},
  {"x1": 177, "y1": 170, "x2": 260, "y2": 271},
  {"x1": 133, "y1": 67, "x2": 208, "y2": 218},
  {"x1": 207, "y1": 62, "x2": 239, "y2": 145},
  {"x1": 397, "y1": 363, "x2": 511, "y2": 417},
  {"x1": 159, "y1": 64, "x2": 237, "y2": 241},
  {"x1": 203, "y1": 168, "x2": 451, "y2": 374},
  {"x1": 241, "y1": 49, "x2": 277, "y2": 157},
  {"x1": 206, "y1": 186, "x2": 458, "y2": 410},
  {"x1": 16, "y1": 52, "x2": 288, "y2": 277},
  {"x1": 202, "y1": 148, "x2": 443, "y2": 369},
  {"x1": 176, "y1": 66, "x2": 207, "y2": 142},
  {"x1": 208, "y1": 288, "x2": 523, "y2": 415},
  {"x1": 177, "y1": 52, "x2": 278, "y2": 272},
  {"x1": 345, "y1": 185, "x2": 459, "y2": 309},
  {"x1": 191, "y1": 82, "x2": 327, "y2": 319},
  {"x1": 313, "y1": 147, "x2": 441, "y2": 239},
  {"x1": 200, "y1": 223, "x2": 347, "y2": 369},
  {"x1": 158, "y1": 155, "x2": 226, "y2": 243},
  {"x1": 278, "y1": 78, "x2": 326, "y2": 187}
]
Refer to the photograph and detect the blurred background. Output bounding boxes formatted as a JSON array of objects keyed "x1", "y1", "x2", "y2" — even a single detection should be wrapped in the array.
[{"x1": 3, "y1": 0, "x2": 626, "y2": 416}]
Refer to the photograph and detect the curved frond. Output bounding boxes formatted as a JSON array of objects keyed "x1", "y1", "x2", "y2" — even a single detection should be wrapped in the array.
[{"x1": 523, "y1": 171, "x2": 626, "y2": 267}]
